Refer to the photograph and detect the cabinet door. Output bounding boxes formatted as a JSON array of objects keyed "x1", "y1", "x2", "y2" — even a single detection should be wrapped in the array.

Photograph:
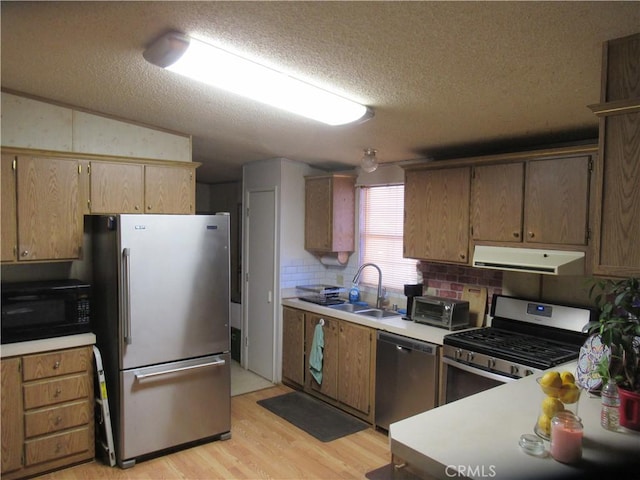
[
  {"x1": 404, "y1": 167, "x2": 471, "y2": 263},
  {"x1": 338, "y1": 322, "x2": 372, "y2": 415},
  {"x1": 1, "y1": 358, "x2": 23, "y2": 475},
  {"x1": 1, "y1": 155, "x2": 17, "y2": 262},
  {"x1": 16, "y1": 156, "x2": 81, "y2": 261},
  {"x1": 282, "y1": 307, "x2": 305, "y2": 387},
  {"x1": 90, "y1": 162, "x2": 144, "y2": 214},
  {"x1": 524, "y1": 156, "x2": 590, "y2": 245},
  {"x1": 471, "y1": 163, "x2": 524, "y2": 242},
  {"x1": 305, "y1": 175, "x2": 355, "y2": 253},
  {"x1": 145, "y1": 165, "x2": 194, "y2": 214},
  {"x1": 305, "y1": 314, "x2": 338, "y2": 400},
  {"x1": 305, "y1": 177, "x2": 333, "y2": 251},
  {"x1": 595, "y1": 112, "x2": 640, "y2": 275}
]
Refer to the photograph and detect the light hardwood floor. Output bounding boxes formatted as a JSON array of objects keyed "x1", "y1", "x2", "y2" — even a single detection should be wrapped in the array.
[{"x1": 35, "y1": 385, "x2": 391, "y2": 480}]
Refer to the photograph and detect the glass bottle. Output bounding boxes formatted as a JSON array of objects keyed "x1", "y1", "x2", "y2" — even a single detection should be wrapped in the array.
[{"x1": 601, "y1": 378, "x2": 620, "y2": 430}]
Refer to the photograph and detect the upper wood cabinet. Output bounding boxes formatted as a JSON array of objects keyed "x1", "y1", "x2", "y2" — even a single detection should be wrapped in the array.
[
  {"x1": 471, "y1": 162, "x2": 524, "y2": 243},
  {"x1": 83, "y1": 160, "x2": 197, "y2": 215},
  {"x1": 404, "y1": 166, "x2": 471, "y2": 263},
  {"x1": 145, "y1": 165, "x2": 194, "y2": 214},
  {"x1": 590, "y1": 32, "x2": 640, "y2": 277},
  {"x1": 305, "y1": 174, "x2": 355, "y2": 255},
  {"x1": 524, "y1": 156, "x2": 591, "y2": 245},
  {"x1": 1, "y1": 155, "x2": 18, "y2": 262},
  {"x1": 471, "y1": 156, "x2": 592, "y2": 246},
  {"x1": 1, "y1": 155, "x2": 82, "y2": 262},
  {"x1": 88, "y1": 161, "x2": 144, "y2": 214}
]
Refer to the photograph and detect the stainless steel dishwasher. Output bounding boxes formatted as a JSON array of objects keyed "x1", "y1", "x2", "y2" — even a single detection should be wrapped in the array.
[{"x1": 375, "y1": 331, "x2": 439, "y2": 431}]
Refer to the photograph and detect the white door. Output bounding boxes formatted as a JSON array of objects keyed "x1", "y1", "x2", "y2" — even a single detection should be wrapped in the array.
[{"x1": 245, "y1": 189, "x2": 276, "y2": 381}]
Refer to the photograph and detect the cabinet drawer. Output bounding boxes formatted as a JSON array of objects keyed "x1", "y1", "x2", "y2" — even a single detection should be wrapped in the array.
[
  {"x1": 24, "y1": 400, "x2": 90, "y2": 438},
  {"x1": 23, "y1": 374, "x2": 89, "y2": 410},
  {"x1": 24, "y1": 426, "x2": 90, "y2": 466},
  {"x1": 22, "y1": 347, "x2": 90, "y2": 381}
]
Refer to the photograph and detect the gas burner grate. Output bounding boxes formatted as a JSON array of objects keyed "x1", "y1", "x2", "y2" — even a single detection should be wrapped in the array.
[{"x1": 444, "y1": 327, "x2": 581, "y2": 368}]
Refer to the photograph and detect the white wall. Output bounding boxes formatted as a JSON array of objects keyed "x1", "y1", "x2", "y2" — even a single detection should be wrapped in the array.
[{"x1": 1, "y1": 92, "x2": 191, "y2": 161}]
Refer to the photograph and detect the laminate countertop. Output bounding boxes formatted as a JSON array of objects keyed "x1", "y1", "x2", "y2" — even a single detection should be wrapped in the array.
[
  {"x1": 282, "y1": 297, "x2": 463, "y2": 345},
  {"x1": 389, "y1": 361, "x2": 640, "y2": 480},
  {"x1": 1, "y1": 333, "x2": 96, "y2": 358}
]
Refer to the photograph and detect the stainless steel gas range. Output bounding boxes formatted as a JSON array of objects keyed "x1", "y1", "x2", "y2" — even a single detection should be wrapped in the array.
[{"x1": 441, "y1": 294, "x2": 596, "y2": 404}]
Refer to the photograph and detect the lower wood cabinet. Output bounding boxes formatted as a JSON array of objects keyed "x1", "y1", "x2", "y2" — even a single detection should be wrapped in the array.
[
  {"x1": 282, "y1": 306, "x2": 375, "y2": 423},
  {"x1": 305, "y1": 313, "x2": 340, "y2": 401},
  {"x1": 337, "y1": 321, "x2": 374, "y2": 416},
  {"x1": 0, "y1": 346, "x2": 94, "y2": 480},
  {"x1": 282, "y1": 307, "x2": 305, "y2": 388}
]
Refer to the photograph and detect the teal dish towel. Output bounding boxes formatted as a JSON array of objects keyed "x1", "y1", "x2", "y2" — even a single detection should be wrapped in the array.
[{"x1": 309, "y1": 323, "x2": 324, "y2": 384}]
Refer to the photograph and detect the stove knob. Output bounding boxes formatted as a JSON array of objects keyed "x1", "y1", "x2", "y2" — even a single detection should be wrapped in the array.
[
  {"x1": 455, "y1": 349, "x2": 463, "y2": 360},
  {"x1": 466, "y1": 352, "x2": 475, "y2": 362},
  {"x1": 524, "y1": 369, "x2": 534, "y2": 377},
  {"x1": 488, "y1": 358, "x2": 496, "y2": 369},
  {"x1": 510, "y1": 365, "x2": 520, "y2": 376}
]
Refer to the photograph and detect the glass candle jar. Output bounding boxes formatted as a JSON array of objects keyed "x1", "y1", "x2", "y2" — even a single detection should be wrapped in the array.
[{"x1": 550, "y1": 411, "x2": 583, "y2": 464}]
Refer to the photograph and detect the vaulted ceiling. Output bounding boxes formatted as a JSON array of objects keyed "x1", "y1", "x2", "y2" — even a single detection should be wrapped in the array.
[{"x1": 2, "y1": 1, "x2": 638, "y2": 183}]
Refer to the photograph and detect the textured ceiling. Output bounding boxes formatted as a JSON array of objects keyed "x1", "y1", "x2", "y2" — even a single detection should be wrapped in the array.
[{"x1": 1, "y1": 1, "x2": 639, "y2": 183}]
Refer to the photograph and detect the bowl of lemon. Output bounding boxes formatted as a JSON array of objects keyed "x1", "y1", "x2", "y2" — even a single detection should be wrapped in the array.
[{"x1": 535, "y1": 370, "x2": 581, "y2": 440}]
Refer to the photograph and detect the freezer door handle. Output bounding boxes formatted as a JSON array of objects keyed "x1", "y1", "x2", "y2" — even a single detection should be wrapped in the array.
[
  {"x1": 134, "y1": 359, "x2": 226, "y2": 380},
  {"x1": 122, "y1": 247, "x2": 132, "y2": 345}
]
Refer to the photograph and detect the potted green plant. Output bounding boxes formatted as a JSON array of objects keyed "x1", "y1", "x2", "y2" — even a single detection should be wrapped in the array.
[{"x1": 588, "y1": 277, "x2": 640, "y2": 430}]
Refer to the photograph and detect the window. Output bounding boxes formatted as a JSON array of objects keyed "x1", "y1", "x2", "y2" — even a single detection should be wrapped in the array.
[{"x1": 359, "y1": 185, "x2": 419, "y2": 291}]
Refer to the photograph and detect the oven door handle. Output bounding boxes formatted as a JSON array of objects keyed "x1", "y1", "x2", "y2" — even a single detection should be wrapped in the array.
[{"x1": 442, "y1": 356, "x2": 517, "y2": 383}]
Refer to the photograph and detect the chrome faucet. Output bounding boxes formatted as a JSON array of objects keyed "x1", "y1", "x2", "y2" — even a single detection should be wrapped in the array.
[{"x1": 352, "y1": 263, "x2": 384, "y2": 309}]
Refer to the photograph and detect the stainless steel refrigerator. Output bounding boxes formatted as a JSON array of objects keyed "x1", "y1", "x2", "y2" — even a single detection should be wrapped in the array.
[{"x1": 91, "y1": 214, "x2": 231, "y2": 468}]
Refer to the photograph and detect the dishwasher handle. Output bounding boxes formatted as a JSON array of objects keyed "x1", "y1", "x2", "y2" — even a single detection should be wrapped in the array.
[{"x1": 378, "y1": 331, "x2": 438, "y2": 355}]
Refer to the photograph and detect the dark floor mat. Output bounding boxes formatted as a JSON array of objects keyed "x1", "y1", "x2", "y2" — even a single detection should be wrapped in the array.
[{"x1": 257, "y1": 391, "x2": 368, "y2": 442}]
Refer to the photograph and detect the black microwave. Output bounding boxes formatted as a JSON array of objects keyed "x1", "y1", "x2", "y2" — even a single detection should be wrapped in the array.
[{"x1": 1, "y1": 279, "x2": 91, "y2": 344}]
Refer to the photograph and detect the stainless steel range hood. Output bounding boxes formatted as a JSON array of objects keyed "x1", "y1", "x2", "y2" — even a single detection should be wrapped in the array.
[{"x1": 472, "y1": 245, "x2": 585, "y2": 275}]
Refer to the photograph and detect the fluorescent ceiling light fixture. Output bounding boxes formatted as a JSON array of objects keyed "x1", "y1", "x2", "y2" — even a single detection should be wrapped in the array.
[{"x1": 143, "y1": 31, "x2": 374, "y2": 126}]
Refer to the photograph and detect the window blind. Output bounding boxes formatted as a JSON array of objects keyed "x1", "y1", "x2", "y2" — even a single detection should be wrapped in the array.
[{"x1": 360, "y1": 185, "x2": 419, "y2": 291}]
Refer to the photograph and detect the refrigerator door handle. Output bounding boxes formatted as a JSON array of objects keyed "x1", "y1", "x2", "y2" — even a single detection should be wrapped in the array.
[
  {"x1": 134, "y1": 359, "x2": 226, "y2": 380},
  {"x1": 122, "y1": 247, "x2": 132, "y2": 345}
]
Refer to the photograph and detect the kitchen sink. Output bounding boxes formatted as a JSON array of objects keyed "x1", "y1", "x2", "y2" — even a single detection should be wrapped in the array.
[
  {"x1": 327, "y1": 303, "x2": 371, "y2": 313},
  {"x1": 356, "y1": 308, "x2": 402, "y2": 319}
]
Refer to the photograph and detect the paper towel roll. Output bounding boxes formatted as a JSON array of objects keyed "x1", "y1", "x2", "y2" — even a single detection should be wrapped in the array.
[{"x1": 319, "y1": 252, "x2": 349, "y2": 266}]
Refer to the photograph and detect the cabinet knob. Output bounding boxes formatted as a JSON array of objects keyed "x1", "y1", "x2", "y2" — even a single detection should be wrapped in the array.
[
  {"x1": 55, "y1": 416, "x2": 62, "y2": 425},
  {"x1": 54, "y1": 388, "x2": 62, "y2": 397},
  {"x1": 21, "y1": 250, "x2": 29, "y2": 257},
  {"x1": 147, "y1": 205, "x2": 152, "y2": 210},
  {"x1": 513, "y1": 232, "x2": 520, "y2": 238},
  {"x1": 459, "y1": 253, "x2": 466, "y2": 260},
  {"x1": 53, "y1": 361, "x2": 60, "y2": 369},
  {"x1": 528, "y1": 231, "x2": 535, "y2": 239},
  {"x1": 135, "y1": 205, "x2": 140, "y2": 211}
]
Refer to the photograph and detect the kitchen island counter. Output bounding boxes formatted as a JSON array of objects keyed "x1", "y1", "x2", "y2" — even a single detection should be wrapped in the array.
[{"x1": 389, "y1": 361, "x2": 640, "y2": 479}]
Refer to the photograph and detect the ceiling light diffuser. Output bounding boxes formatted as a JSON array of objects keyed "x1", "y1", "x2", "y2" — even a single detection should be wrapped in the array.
[
  {"x1": 143, "y1": 31, "x2": 374, "y2": 126},
  {"x1": 360, "y1": 148, "x2": 378, "y2": 173}
]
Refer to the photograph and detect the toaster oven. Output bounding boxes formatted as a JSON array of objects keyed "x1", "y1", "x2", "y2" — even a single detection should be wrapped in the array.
[{"x1": 411, "y1": 295, "x2": 470, "y2": 330}]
